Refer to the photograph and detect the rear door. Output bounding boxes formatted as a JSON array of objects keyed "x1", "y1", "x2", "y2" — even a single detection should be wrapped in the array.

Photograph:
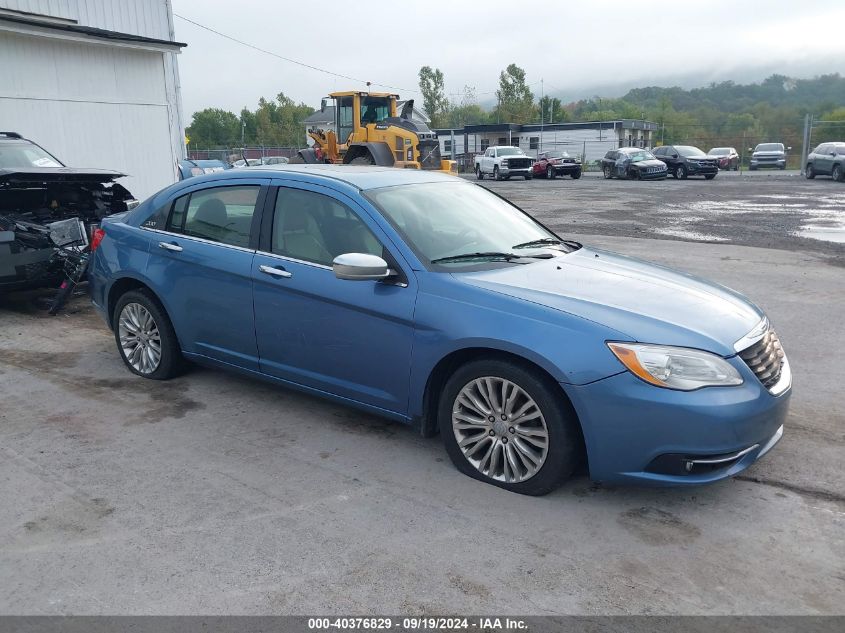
[
  {"x1": 251, "y1": 181, "x2": 417, "y2": 415},
  {"x1": 144, "y1": 179, "x2": 268, "y2": 370}
]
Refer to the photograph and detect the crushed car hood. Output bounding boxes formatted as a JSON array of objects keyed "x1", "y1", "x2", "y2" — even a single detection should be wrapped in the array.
[
  {"x1": 631, "y1": 159, "x2": 666, "y2": 168},
  {"x1": 0, "y1": 167, "x2": 126, "y2": 185},
  {"x1": 456, "y1": 247, "x2": 763, "y2": 357}
]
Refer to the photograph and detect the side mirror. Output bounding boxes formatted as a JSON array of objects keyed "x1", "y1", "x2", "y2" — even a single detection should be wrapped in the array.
[
  {"x1": 786, "y1": 146, "x2": 792, "y2": 151},
  {"x1": 0, "y1": 230, "x2": 15, "y2": 244},
  {"x1": 748, "y1": 148, "x2": 753, "y2": 152},
  {"x1": 321, "y1": 98, "x2": 327, "y2": 113},
  {"x1": 333, "y1": 253, "x2": 391, "y2": 281},
  {"x1": 671, "y1": 153, "x2": 678, "y2": 158}
]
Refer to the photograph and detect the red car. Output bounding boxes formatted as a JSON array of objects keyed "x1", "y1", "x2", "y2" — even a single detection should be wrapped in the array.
[{"x1": 532, "y1": 150, "x2": 582, "y2": 179}]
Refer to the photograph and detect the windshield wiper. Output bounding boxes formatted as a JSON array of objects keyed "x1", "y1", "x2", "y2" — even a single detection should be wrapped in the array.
[
  {"x1": 512, "y1": 237, "x2": 582, "y2": 250},
  {"x1": 430, "y1": 251, "x2": 554, "y2": 264}
]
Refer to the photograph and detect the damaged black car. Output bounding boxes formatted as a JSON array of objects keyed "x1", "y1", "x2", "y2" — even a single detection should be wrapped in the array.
[{"x1": 0, "y1": 132, "x2": 137, "y2": 293}]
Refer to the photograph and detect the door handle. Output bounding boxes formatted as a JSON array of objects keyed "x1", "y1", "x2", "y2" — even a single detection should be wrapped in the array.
[
  {"x1": 259, "y1": 264, "x2": 292, "y2": 278},
  {"x1": 158, "y1": 241, "x2": 183, "y2": 252}
]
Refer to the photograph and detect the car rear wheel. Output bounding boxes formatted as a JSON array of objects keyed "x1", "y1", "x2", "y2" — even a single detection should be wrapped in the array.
[
  {"x1": 676, "y1": 165, "x2": 687, "y2": 179},
  {"x1": 705, "y1": 174, "x2": 716, "y2": 180},
  {"x1": 113, "y1": 289, "x2": 182, "y2": 380},
  {"x1": 805, "y1": 164, "x2": 815, "y2": 179},
  {"x1": 476, "y1": 166, "x2": 484, "y2": 180},
  {"x1": 571, "y1": 170, "x2": 581, "y2": 179},
  {"x1": 603, "y1": 166, "x2": 613, "y2": 179},
  {"x1": 833, "y1": 164, "x2": 844, "y2": 182},
  {"x1": 546, "y1": 165, "x2": 555, "y2": 179},
  {"x1": 439, "y1": 359, "x2": 580, "y2": 495}
]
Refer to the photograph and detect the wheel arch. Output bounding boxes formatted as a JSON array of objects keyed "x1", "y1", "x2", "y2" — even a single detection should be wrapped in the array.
[
  {"x1": 107, "y1": 275, "x2": 167, "y2": 330},
  {"x1": 417, "y1": 347, "x2": 586, "y2": 460},
  {"x1": 344, "y1": 142, "x2": 395, "y2": 166}
]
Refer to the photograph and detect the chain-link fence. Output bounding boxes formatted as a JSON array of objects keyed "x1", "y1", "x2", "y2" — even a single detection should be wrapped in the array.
[{"x1": 186, "y1": 146, "x2": 304, "y2": 162}]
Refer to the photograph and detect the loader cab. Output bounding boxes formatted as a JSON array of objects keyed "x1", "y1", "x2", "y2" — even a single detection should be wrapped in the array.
[{"x1": 331, "y1": 91, "x2": 398, "y2": 144}]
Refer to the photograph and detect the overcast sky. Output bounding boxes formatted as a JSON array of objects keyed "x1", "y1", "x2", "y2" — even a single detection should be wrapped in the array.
[{"x1": 171, "y1": 0, "x2": 845, "y2": 117}]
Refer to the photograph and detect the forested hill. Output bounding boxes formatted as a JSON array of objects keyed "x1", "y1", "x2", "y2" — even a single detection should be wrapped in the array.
[{"x1": 620, "y1": 73, "x2": 845, "y2": 114}]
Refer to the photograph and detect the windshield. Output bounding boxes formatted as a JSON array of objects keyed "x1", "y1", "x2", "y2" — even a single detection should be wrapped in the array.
[
  {"x1": 497, "y1": 147, "x2": 525, "y2": 156},
  {"x1": 0, "y1": 141, "x2": 64, "y2": 168},
  {"x1": 544, "y1": 151, "x2": 570, "y2": 159},
  {"x1": 625, "y1": 150, "x2": 656, "y2": 161},
  {"x1": 755, "y1": 143, "x2": 784, "y2": 152},
  {"x1": 675, "y1": 146, "x2": 706, "y2": 158},
  {"x1": 366, "y1": 182, "x2": 566, "y2": 269},
  {"x1": 708, "y1": 148, "x2": 729, "y2": 155}
]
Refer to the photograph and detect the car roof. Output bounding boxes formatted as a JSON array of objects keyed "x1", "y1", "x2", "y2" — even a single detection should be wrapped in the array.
[{"x1": 211, "y1": 164, "x2": 459, "y2": 190}]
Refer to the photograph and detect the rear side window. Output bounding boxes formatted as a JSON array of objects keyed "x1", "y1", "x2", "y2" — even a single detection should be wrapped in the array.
[{"x1": 166, "y1": 185, "x2": 259, "y2": 248}]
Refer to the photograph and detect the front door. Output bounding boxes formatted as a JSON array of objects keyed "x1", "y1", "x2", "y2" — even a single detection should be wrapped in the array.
[
  {"x1": 144, "y1": 181, "x2": 266, "y2": 370},
  {"x1": 251, "y1": 182, "x2": 417, "y2": 416}
]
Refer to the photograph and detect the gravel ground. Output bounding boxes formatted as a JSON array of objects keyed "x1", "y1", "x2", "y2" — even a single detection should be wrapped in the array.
[
  {"x1": 0, "y1": 175, "x2": 843, "y2": 616},
  {"x1": 472, "y1": 170, "x2": 845, "y2": 264}
]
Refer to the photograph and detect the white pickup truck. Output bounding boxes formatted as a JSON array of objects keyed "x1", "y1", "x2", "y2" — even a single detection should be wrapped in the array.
[{"x1": 474, "y1": 146, "x2": 534, "y2": 180}]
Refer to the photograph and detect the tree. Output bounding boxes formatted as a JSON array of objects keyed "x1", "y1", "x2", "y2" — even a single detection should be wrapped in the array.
[
  {"x1": 418, "y1": 66, "x2": 450, "y2": 128},
  {"x1": 446, "y1": 85, "x2": 489, "y2": 128},
  {"x1": 253, "y1": 92, "x2": 314, "y2": 147},
  {"x1": 538, "y1": 96, "x2": 567, "y2": 123},
  {"x1": 495, "y1": 64, "x2": 535, "y2": 124},
  {"x1": 186, "y1": 108, "x2": 241, "y2": 148}
]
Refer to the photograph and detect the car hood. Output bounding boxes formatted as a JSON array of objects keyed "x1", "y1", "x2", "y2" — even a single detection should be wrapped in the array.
[
  {"x1": 631, "y1": 159, "x2": 666, "y2": 168},
  {"x1": 456, "y1": 247, "x2": 763, "y2": 356},
  {"x1": 0, "y1": 167, "x2": 126, "y2": 185}
]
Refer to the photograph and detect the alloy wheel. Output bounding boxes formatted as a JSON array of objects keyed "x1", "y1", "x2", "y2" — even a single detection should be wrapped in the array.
[
  {"x1": 118, "y1": 302, "x2": 162, "y2": 375},
  {"x1": 452, "y1": 377, "x2": 549, "y2": 483}
]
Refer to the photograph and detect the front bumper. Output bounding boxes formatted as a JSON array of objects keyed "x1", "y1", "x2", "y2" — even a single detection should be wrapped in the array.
[
  {"x1": 563, "y1": 357, "x2": 791, "y2": 485},
  {"x1": 750, "y1": 158, "x2": 786, "y2": 168},
  {"x1": 686, "y1": 163, "x2": 719, "y2": 175},
  {"x1": 500, "y1": 166, "x2": 532, "y2": 176}
]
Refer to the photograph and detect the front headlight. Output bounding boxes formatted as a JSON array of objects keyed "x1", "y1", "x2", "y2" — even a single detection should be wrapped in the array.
[{"x1": 607, "y1": 342, "x2": 743, "y2": 391}]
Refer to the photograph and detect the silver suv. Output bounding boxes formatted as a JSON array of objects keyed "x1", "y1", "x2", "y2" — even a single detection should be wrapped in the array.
[{"x1": 805, "y1": 142, "x2": 845, "y2": 181}]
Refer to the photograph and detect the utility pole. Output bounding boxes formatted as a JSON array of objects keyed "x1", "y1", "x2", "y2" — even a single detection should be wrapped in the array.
[
  {"x1": 539, "y1": 78, "x2": 544, "y2": 155},
  {"x1": 800, "y1": 113, "x2": 812, "y2": 175}
]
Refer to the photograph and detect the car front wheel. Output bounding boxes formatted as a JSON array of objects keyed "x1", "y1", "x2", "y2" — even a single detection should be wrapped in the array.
[
  {"x1": 676, "y1": 165, "x2": 687, "y2": 179},
  {"x1": 805, "y1": 164, "x2": 815, "y2": 179},
  {"x1": 603, "y1": 166, "x2": 613, "y2": 179},
  {"x1": 113, "y1": 289, "x2": 183, "y2": 380},
  {"x1": 547, "y1": 165, "x2": 555, "y2": 179},
  {"x1": 439, "y1": 359, "x2": 580, "y2": 495}
]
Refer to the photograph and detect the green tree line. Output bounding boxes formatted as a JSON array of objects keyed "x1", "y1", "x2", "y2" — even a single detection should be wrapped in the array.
[{"x1": 186, "y1": 71, "x2": 845, "y2": 151}]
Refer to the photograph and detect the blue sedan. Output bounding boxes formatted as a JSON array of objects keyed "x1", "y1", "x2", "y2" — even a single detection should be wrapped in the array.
[{"x1": 88, "y1": 165, "x2": 790, "y2": 495}]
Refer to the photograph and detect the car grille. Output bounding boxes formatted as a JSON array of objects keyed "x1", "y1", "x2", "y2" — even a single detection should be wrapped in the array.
[
  {"x1": 756, "y1": 156, "x2": 779, "y2": 162},
  {"x1": 506, "y1": 158, "x2": 532, "y2": 169},
  {"x1": 738, "y1": 328, "x2": 785, "y2": 390},
  {"x1": 417, "y1": 140, "x2": 442, "y2": 170}
]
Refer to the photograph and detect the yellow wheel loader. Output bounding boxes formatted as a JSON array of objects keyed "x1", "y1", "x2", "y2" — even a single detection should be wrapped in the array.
[{"x1": 297, "y1": 91, "x2": 456, "y2": 174}]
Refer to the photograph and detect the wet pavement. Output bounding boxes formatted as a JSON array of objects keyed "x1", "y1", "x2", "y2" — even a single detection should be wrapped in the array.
[{"x1": 472, "y1": 171, "x2": 845, "y2": 265}]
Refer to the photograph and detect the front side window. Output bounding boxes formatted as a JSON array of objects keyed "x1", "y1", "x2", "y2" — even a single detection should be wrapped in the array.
[
  {"x1": 272, "y1": 188, "x2": 382, "y2": 267},
  {"x1": 360, "y1": 96, "x2": 391, "y2": 125},
  {"x1": 367, "y1": 182, "x2": 568, "y2": 270},
  {"x1": 166, "y1": 185, "x2": 259, "y2": 248}
]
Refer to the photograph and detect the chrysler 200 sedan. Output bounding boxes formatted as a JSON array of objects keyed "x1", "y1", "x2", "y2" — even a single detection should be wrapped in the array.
[{"x1": 89, "y1": 165, "x2": 790, "y2": 495}]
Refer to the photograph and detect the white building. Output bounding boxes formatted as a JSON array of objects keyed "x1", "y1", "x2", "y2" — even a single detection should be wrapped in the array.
[
  {"x1": 0, "y1": 0, "x2": 186, "y2": 199},
  {"x1": 436, "y1": 120, "x2": 659, "y2": 165}
]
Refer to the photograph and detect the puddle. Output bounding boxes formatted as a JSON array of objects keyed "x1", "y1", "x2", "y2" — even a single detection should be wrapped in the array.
[
  {"x1": 798, "y1": 225, "x2": 845, "y2": 243},
  {"x1": 653, "y1": 227, "x2": 728, "y2": 242}
]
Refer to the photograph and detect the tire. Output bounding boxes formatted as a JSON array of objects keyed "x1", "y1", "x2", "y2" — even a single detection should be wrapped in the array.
[
  {"x1": 603, "y1": 166, "x2": 613, "y2": 179},
  {"x1": 494, "y1": 166, "x2": 502, "y2": 181},
  {"x1": 524, "y1": 174, "x2": 532, "y2": 180},
  {"x1": 676, "y1": 165, "x2": 687, "y2": 179},
  {"x1": 349, "y1": 155, "x2": 375, "y2": 166},
  {"x1": 571, "y1": 170, "x2": 581, "y2": 180},
  {"x1": 705, "y1": 174, "x2": 716, "y2": 180},
  {"x1": 547, "y1": 165, "x2": 555, "y2": 179},
  {"x1": 476, "y1": 166, "x2": 484, "y2": 180},
  {"x1": 439, "y1": 358, "x2": 580, "y2": 495},
  {"x1": 805, "y1": 164, "x2": 815, "y2": 179},
  {"x1": 113, "y1": 289, "x2": 183, "y2": 380}
]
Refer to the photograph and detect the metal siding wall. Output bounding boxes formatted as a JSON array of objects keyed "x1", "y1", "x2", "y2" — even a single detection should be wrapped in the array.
[
  {"x1": 0, "y1": 31, "x2": 176, "y2": 198},
  {"x1": 0, "y1": 0, "x2": 170, "y2": 39}
]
